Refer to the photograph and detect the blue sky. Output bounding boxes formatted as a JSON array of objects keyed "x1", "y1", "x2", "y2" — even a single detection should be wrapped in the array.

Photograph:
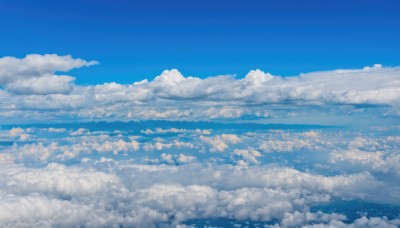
[{"x1": 1, "y1": 0, "x2": 399, "y2": 84}]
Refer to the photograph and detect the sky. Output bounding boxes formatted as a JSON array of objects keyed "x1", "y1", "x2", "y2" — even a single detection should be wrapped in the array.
[
  {"x1": 1, "y1": 0, "x2": 400, "y2": 84},
  {"x1": 1, "y1": 1, "x2": 400, "y2": 227}
]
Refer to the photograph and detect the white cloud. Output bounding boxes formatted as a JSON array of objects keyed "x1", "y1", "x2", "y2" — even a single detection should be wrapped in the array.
[
  {"x1": 46, "y1": 127, "x2": 67, "y2": 133},
  {"x1": 200, "y1": 134, "x2": 241, "y2": 152},
  {"x1": 3, "y1": 134, "x2": 141, "y2": 162},
  {"x1": 1, "y1": 55, "x2": 400, "y2": 122},
  {"x1": 8, "y1": 127, "x2": 30, "y2": 141},
  {"x1": 141, "y1": 128, "x2": 187, "y2": 135},
  {"x1": 0, "y1": 54, "x2": 97, "y2": 84},
  {"x1": 157, "y1": 153, "x2": 196, "y2": 165},
  {"x1": 0, "y1": 163, "x2": 119, "y2": 196},
  {"x1": 330, "y1": 149, "x2": 400, "y2": 175},
  {"x1": 0, "y1": 54, "x2": 97, "y2": 95},
  {"x1": 0, "y1": 162, "x2": 390, "y2": 227},
  {"x1": 6, "y1": 75, "x2": 75, "y2": 95},
  {"x1": 143, "y1": 139, "x2": 194, "y2": 152},
  {"x1": 232, "y1": 148, "x2": 262, "y2": 166},
  {"x1": 9, "y1": 127, "x2": 24, "y2": 137},
  {"x1": 0, "y1": 54, "x2": 399, "y2": 226}
]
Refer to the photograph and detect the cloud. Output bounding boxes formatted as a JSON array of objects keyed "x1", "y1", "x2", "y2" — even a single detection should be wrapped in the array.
[
  {"x1": 0, "y1": 162, "x2": 390, "y2": 227},
  {"x1": 0, "y1": 54, "x2": 97, "y2": 84},
  {"x1": 200, "y1": 134, "x2": 241, "y2": 152},
  {"x1": 8, "y1": 127, "x2": 30, "y2": 141},
  {"x1": 0, "y1": 54, "x2": 97, "y2": 95},
  {"x1": 143, "y1": 139, "x2": 194, "y2": 152},
  {"x1": 0, "y1": 163, "x2": 119, "y2": 196},
  {"x1": 1, "y1": 55, "x2": 400, "y2": 122},
  {"x1": 232, "y1": 148, "x2": 262, "y2": 166},
  {"x1": 1, "y1": 123, "x2": 399, "y2": 226},
  {"x1": 3, "y1": 133, "x2": 141, "y2": 162},
  {"x1": 0, "y1": 54, "x2": 399, "y2": 226},
  {"x1": 330, "y1": 149, "x2": 400, "y2": 175},
  {"x1": 6, "y1": 75, "x2": 75, "y2": 95},
  {"x1": 141, "y1": 127, "x2": 187, "y2": 135}
]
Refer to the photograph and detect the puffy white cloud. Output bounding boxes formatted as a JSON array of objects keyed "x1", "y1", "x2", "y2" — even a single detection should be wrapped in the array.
[
  {"x1": 3, "y1": 134, "x2": 141, "y2": 162},
  {"x1": 156, "y1": 153, "x2": 196, "y2": 165},
  {"x1": 0, "y1": 54, "x2": 97, "y2": 84},
  {"x1": 280, "y1": 211, "x2": 346, "y2": 227},
  {"x1": 8, "y1": 127, "x2": 30, "y2": 141},
  {"x1": 259, "y1": 138, "x2": 314, "y2": 153},
  {"x1": 9, "y1": 127, "x2": 24, "y2": 137},
  {"x1": 69, "y1": 128, "x2": 88, "y2": 136},
  {"x1": 0, "y1": 161, "x2": 391, "y2": 227},
  {"x1": 0, "y1": 163, "x2": 119, "y2": 196},
  {"x1": 232, "y1": 148, "x2": 262, "y2": 166},
  {"x1": 0, "y1": 54, "x2": 97, "y2": 95},
  {"x1": 176, "y1": 153, "x2": 196, "y2": 164},
  {"x1": 143, "y1": 139, "x2": 194, "y2": 152},
  {"x1": 200, "y1": 134, "x2": 241, "y2": 152},
  {"x1": 1, "y1": 55, "x2": 400, "y2": 122},
  {"x1": 330, "y1": 149, "x2": 400, "y2": 175}
]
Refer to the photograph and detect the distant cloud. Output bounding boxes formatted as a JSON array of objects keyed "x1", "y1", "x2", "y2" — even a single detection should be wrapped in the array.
[
  {"x1": 1, "y1": 54, "x2": 400, "y2": 122},
  {"x1": 0, "y1": 54, "x2": 97, "y2": 95},
  {"x1": 1, "y1": 122, "x2": 399, "y2": 226}
]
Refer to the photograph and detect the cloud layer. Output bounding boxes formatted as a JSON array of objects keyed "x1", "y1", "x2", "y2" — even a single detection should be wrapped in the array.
[
  {"x1": 0, "y1": 54, "x2": 399, "y2": 123},
  {"x1": 1, "y1": 121, "x2": 400, "y2": 226},
  {"x1": 1, "y1": 54, "x2": 400, "y2": 226}
]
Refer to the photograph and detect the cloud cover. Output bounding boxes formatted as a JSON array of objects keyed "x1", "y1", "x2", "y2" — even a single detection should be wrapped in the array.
[
  {"x1": 1, "y1": 122, "x2": 400, "y2": 226},
  {"x1": 0, "y1": 54, "x2": 399, "y2": 123},
  {"x1": 0, "y1": 162, "x2": 393, "y2": 227}
]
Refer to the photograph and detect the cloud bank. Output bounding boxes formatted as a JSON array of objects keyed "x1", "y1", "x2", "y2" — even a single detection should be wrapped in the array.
[
  {"x1": 1, "y1": 121, "x2": 400, "y2": 226},
  {"x1": 0, "y1": 54, "x2": 399, "y2": 123}
]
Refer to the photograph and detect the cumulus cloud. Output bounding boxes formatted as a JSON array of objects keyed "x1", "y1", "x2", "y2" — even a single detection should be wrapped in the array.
[
  {"x1": 3, "y1": 133, "x2": 140, "y2": 162},
  {"x1": 0, "y1": 54, "x2": 97, "y2": 95},
  {"x1": 1, "y1": 54, "x2": 400, "y2": 226},
  {"x1": 143, "y1": 139, "x2": 194, "y2": 152},
  {"x1": 200, "y1": 134, "x2": 241, "y2": 152},
  {"x1": 1, "y1": 123, "x2": 399, "y2": 226},
  {"x1": 0, "y1": 162, "x2": 391, "y2": 227},
  {"x1": 330, "y1": 149, "x2": 400, "y2": 175},
  {"x1": 232, "y1": 148, "x2": 262, "y2": 166},
  {"x1": 0, "y1": 54, "x2": 97, "y2": 84},
  {"x1": 8, "y1": 127, "x2": 30, "y2": 141},
  {"x1": 0, "y1": 54, "x2": 399, "y2": 122}
]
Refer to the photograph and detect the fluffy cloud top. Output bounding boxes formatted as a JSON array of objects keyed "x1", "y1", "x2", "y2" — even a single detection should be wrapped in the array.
[
  {"x1": 1, "y1": 122, "x2": 400, "y2": 226},
  {"x1": 0, "y1": 54, "x2": 97, "y2": 83},
  {"x1": 0, "y1": 162, "x2": 390, "y2": 227},
  {"x1": 0, "y1": 54, "x2": 97, "y2": 95},
  {"x1": 0, "y1": 53, "x2": 399, "y2": 122}
]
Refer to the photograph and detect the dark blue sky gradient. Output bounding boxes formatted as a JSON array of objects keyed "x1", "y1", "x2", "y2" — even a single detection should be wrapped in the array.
[{"x1": 0, "y1": 0, "x2": 399, "y2": 84}]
